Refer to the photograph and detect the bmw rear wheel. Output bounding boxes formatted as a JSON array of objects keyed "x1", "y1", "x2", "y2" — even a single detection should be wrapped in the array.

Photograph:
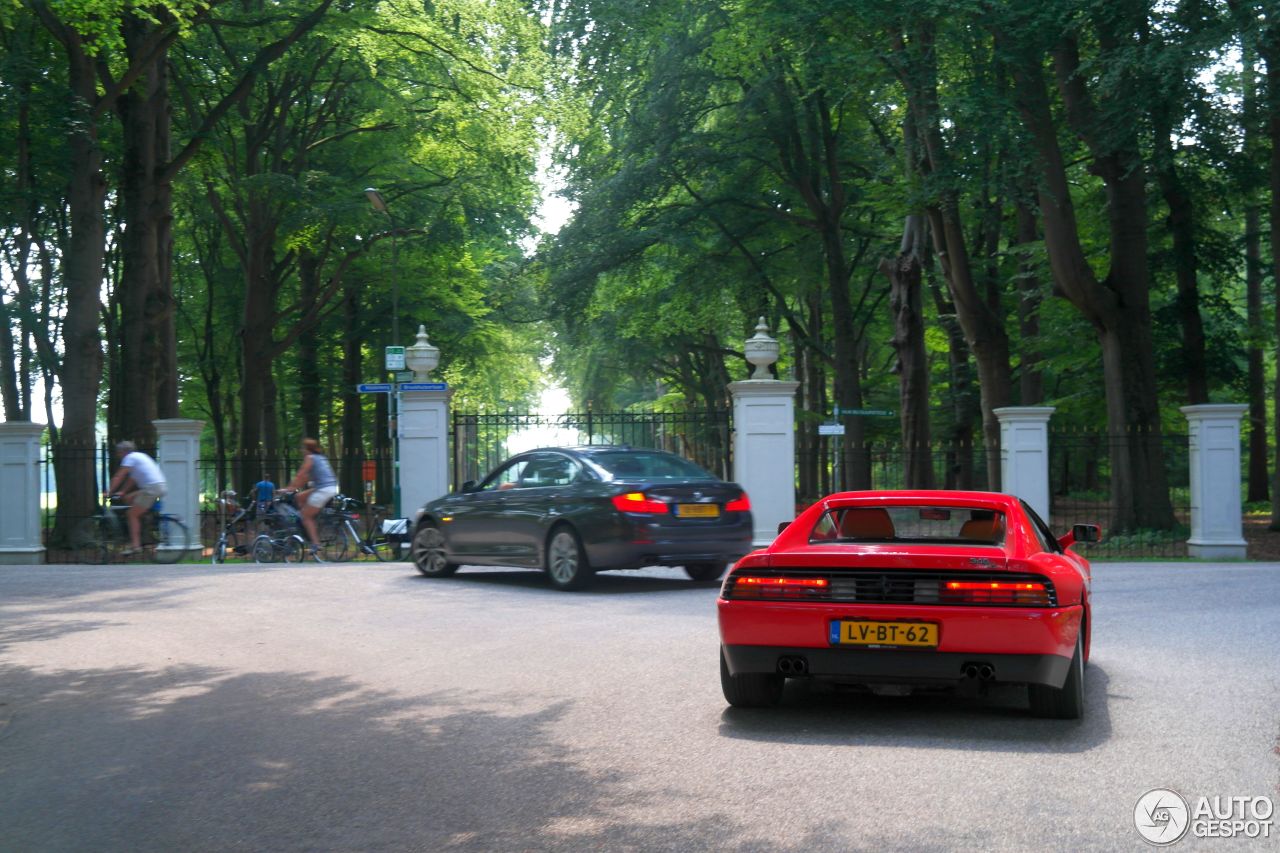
[
  {"x1": 719, "y1": 647, "x2": 783, "y2": 708},
  {"x1": 545, "y1": 526, "x2": 592, "y2": 591},
  {"x1": 1028, "y1": 635, "x2": 1085, "y2": 720},
  {"x1": 412, "y1": 523, "x2": 459, "y2": 577},
  {"x1": 684, "y1": 562, "x2": 726, "y2": 582}
]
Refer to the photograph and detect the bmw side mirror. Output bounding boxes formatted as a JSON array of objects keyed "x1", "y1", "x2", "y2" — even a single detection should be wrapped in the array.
[
  {"x1": 460, "y1": 480, "x2": 478, "y2": 493},
  {"x1": 777, "y1": 520, "x2": 792, "y2": 535}
]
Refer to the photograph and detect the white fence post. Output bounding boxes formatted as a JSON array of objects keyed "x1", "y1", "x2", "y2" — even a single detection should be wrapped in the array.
[
  {"x1": 1181, "y1": 404, "x2": 1248, "y2": 559},
  {"x1": 398, "y1": 388, "x2": 452, "y2": 518},
  {"x1": 0, "y1": 421, "x2": 46, "y2": 564},
  {"x1": 154, "y1": 419, "x2": 204, "y2": 549},
  {"x1": 994, "y1": 406, "x2": 1056, "y2": 521}
]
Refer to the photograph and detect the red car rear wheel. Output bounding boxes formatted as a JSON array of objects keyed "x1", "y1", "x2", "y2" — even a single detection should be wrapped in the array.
[{"x1": 719, "y1": 647, "x2": 783, "y2": 708}]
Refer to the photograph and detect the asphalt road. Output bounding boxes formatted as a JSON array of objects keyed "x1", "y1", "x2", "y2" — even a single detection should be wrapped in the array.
[{"x1": 1, "y1": 559, "x2": 1277, "y2": 852}]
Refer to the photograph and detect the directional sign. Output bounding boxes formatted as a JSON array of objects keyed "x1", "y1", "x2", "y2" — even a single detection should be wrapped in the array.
[
  {"x1": 357, "y1": 383, "x2": 393, "y2": 393},
  {"x1": 399, "y1": 382, "x2": 448, "y2": 392},
  {"x1": 834, "y1": 407, "x2": 894, "y2": 417},
  {"x1": 384, "y1": 346, "x2": 406, "y2": 371},
  {"x1": 818, "y1": 423, "x2": 846, "y2": 436}
]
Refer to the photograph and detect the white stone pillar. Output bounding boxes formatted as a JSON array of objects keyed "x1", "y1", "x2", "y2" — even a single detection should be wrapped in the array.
[
  {"x1": 730, "y1": 380, "x2": 800, "y2": 547},
  {"x1": 154, "y1": 419, "x2": 204, "y2": 553},
  {"x1": 398, "y1": 388, "x2": 452, "y2": 519},
  {"x1": 994, "y1": 406, "x2": 1056, "y2": 521},
  {"x1": 1182, "y1": 404, "x2": 1248, "y2": 559},
  {"x1": 0, "y1": 422, "x2": 46, "y2": 564}
]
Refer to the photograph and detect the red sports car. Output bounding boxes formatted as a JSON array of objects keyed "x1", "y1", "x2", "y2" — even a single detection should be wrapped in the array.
[{"x1": 717, "y1": 490, "x2": 1098, "y2": 718}]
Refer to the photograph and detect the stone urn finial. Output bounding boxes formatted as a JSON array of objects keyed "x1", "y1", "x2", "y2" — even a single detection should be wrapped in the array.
[
  {"x1": 405, "y1": 324, "x2": 440, "y2": 380},
  {"x1": 743, "y1": 316, "x2": 779, "y2": 380}
]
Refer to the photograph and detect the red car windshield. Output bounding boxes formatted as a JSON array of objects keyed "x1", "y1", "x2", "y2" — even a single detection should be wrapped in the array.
[{"x1": 810, "y1": 505, "x2": 1006, "y2": 546}]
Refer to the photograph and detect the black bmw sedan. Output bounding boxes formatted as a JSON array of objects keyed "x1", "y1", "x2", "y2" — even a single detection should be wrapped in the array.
[{"x1": 410, "y1": 446, "x2": 754, "y2": 590}]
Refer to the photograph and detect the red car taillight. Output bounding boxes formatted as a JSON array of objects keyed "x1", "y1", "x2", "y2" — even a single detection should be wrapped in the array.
[
  {"x1": 941, "y1": 580, "x2": 1052, "y2": 606},
  {"x1": 725, "y1": 493, "x2": 751, "y2": 512},
  {"x1": 611, "y1": 492, "x2": 669, "y2": 514},
  {"x1": 724, "y1": 574, "x2": 829, "y2": 600}
]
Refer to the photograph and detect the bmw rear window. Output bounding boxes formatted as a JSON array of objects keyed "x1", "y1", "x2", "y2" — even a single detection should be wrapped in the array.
[
  {"x1": 587, "y1": 451, "x2": 716, "y2": 481},
  {"x1": 810, "y1": 506, "x2": 1006, "y2": 545}
]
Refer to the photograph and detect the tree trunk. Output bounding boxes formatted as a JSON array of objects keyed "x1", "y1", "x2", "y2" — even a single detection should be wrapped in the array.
[
  {"x1": 884, "y1": 215, "x2": 933, "y2": 489},
  {"x1": 1153, "y1": 143, "x2": 1209, "y2": 405},
  {"x1": 928, "y1": 267, "x2": 978, "y2": 489},
  {"x1": 115, "y1": 12, "x2": 176, "y2": 445},
  {"x1": 1004, "y1": 32, "x2": 1174, "y2": 531},
  {"x1": 340, "y1": 278, "x2": 364, "y2": 496},
  {"x1": 1014, "y1": 200, "x2": 1044, "y2": 405},
  {"x1": 53, "y1": 38, "x2": 108, "y2": 539},
  {"x1": 298, "y1": 253, "x2": 322, "y2": 438},
  {"x1": 1267, "y1": 36, "x2": 1280, "y2": 528}
]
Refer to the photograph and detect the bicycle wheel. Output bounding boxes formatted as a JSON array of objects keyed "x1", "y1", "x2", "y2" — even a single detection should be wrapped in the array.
[
  {"x1": 212, "y1": 533, "x2": 227, "y2": 565},
  {"x1": 282, "y1": 534, "x2": 306, "y2": 563},
  {"x1": 150, "y1": 515, "x2": 191, "y2": 564},
  {"x1": 366, "y1": 534, "x2": 399, "y2": 562},
  {"x1": 251, "y1": 534, "x2": 275, "y2": 564},
  {"x1": 318, "y1": 519, "x2": 349, "y2": 562},
  {"x1": 72, "y1": 516, "x2": 110, "y2": 565}
]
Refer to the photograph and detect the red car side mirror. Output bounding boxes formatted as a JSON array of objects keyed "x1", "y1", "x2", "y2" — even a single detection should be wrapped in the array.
[{"x1": 1058, "y1": 523, "x2": 1102, "y2": 549}]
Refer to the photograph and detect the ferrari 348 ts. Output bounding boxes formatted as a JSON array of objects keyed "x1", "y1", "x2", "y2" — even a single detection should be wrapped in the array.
[{"x1": 717, "y1": 491, "x2": 1099, "y2": 718}]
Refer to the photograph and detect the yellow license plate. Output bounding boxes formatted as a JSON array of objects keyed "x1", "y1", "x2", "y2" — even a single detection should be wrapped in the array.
[
  {"x1": 831, "y1": 620, "x2": 938, "y2": 648},
  {"x1": 677, "y1": 504, "x2": 720, "y2": 518}
]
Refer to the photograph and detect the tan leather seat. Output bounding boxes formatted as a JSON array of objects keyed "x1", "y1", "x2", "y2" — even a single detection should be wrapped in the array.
[
  {"x1": 959, "y1": 516, "x2": 1004, "y2": 543},
  {"x1": 837, "y1": 508, "x2": 895, "y2": 540}
]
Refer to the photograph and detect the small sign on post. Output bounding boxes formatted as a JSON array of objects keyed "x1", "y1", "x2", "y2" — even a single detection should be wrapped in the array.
[
  {"x1": 818, "y1": 423, "x2": 846, "y2": 436},
  {"x1": 385, "y1": 346, "x2": 406, "y2": 371}
]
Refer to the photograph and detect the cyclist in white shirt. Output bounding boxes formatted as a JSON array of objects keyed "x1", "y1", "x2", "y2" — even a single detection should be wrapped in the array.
[{"x1": 106, "y1": 441, "x2": 168, "y2": 555}]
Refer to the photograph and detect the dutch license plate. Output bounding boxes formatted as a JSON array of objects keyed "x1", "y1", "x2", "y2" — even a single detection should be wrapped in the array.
[
  {"x1": 831, "y1": 620, "x2": 938, "y2": 648},
  {"x1": 676, "y1": 504, "x2": 720, "y2": 519}
]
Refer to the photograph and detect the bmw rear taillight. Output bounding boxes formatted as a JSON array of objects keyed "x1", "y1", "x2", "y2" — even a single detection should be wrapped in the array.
[
  {"x1": 611, "y1": 492, "x2": 669, "y2": 514},
  {"x1": 724, "y1": 574, "x2": 829, "y2": 600},
  {"x1": 940, "y1": 580, "x2": 1052, "y2": 606},
  {"x1": 725, "y1": 493, "x2": 751, "y2": 512}
]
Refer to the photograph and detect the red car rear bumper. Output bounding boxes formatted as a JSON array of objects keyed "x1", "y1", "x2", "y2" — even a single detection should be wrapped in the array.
[{"x1": 718, "y1": 600, "x2": 1084, "y2": 688}]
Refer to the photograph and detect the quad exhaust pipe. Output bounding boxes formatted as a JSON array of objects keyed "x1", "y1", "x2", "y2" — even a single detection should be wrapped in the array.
[
  {"x1": 777, "y1": 656, "x2": 809, "y2": 676},
  {"x1": 961, "y1": 662, "x2": 996, "y2": 681}
]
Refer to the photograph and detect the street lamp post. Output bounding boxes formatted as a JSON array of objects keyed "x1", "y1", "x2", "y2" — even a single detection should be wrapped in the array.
[{"x1": 366, "y1": 187, "x2": 402, "y2": 517}]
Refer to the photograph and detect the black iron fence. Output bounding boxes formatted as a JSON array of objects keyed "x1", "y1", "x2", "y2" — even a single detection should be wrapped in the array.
[
  {"x1": 451, "y1": 409, "x2": 733, "y2": 489},
  {"x1": 1049, "y1": 430, "x2": 1192, "y2": 559},
  {"x1": 796, "y1": 439, "x2": 995, "y2": 509}
]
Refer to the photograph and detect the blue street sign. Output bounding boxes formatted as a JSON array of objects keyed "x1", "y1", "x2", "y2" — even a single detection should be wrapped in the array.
[
  {"x1": 357, "y1": 383, "x2": 393, "y2": 393},
  {"x1": 399, "y1": 382, "x2": 448, "y2": 392}
]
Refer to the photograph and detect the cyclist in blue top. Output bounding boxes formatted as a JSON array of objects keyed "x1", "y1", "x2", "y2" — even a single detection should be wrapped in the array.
[
  {"x1": 284, "y1": 438, "x2": 338, "y2": 554},
  {"x1": 253, "y1": 475, "x2": 275, "y2": 518}
]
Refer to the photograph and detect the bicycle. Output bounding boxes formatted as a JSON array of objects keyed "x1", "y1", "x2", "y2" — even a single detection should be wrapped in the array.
[
  {"x1": 316, "y1": 495, "x2": 400, "y2": 561},
  {"x1": 251, "y1": 529, "x2": 306, "y2": 564},
  {"x1": 73, "y1": 496, "x2": 192, "y2": 564},
  {"x1": 211, "y1": 492, "x2": 254, "y2": 564},
  {"x1": 259, "y1": 492, "x2": 329, "y2": 561}
]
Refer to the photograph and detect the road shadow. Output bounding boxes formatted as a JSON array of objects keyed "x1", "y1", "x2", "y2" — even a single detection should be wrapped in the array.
[
  {"x1": 717, "y1": 666, "x2": 1114, "y2": 755},
  {"x1": 0, "y1": 661, "x2": 842, "y2": 852},
  {"x1": 405, "y1": 566, "x2": 717, "y2": 596}
]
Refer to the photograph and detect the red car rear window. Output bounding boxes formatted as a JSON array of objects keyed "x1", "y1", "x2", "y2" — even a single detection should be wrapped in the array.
[{"x1": 809, "y1": 506, "x2": 1006, "y2": 546}]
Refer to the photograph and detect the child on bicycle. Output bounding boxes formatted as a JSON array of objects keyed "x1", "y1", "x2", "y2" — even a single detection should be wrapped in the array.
[{"x1": 105, "y1": 441, "x2": 168, "y2": 555}]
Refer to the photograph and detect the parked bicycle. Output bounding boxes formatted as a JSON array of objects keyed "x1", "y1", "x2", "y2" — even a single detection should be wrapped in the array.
[
  {"x1": 315, "y1": 494, "x2": 400, "y2": 561},
  {"x1": 74, "y1": 497, "x2": 192, "y2": 564},
  {"x1": 211, "y1": 491, "x2": 254, "y2": 564}
]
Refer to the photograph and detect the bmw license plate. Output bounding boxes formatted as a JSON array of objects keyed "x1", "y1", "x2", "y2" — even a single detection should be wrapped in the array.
[
  {"x1": 831, "y1": 620, "x2": 938, "y2": 648},
  {"x1": 676, "y1": 504, "x2": 720, "y2": 519}
]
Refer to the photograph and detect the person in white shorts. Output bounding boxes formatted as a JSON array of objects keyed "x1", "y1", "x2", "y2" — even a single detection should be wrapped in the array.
[
  {"x1": 106, "y1": 441, "x2": 168, "y2": 555},
  {"x1": 284, "y1": 437, "x2": 338, "y2": 556}
]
